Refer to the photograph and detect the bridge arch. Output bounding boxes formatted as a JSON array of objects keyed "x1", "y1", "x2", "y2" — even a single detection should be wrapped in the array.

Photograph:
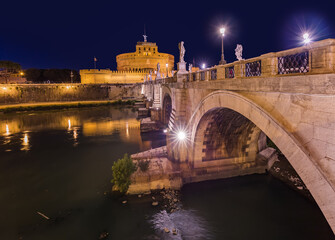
[
  {"x1": 191, "y1": 107, "x2": 266, "y2": 170},
  {"x1": 161, "y1": 85, "x2": 173, "y2": 128},
  {"x1": 187, "y1": 90, "x2": 335, "y2": 229},
  {"x1": 162, "y1": 94, "x2": 172, "y2": 126}
]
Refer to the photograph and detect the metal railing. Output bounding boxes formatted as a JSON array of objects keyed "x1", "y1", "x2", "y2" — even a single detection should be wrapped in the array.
[
  {"x1": 245, "y1": 60, "x2": 261, "y2": 77},
  {"x1": 225, "y1": 66, "x2": 235, "y2": 78},
  {"x1": 278, "y1": 51, "x2": 309, "y2": 74},
  {"x1": 192, "y1": 73, "x2": 197, "y2": 81},
  {"x1": 200, "y1": 72, "x2": 205, "y2": 81},
  {"x1": 210, "y1": 69, "x2": 217, "y2": 80}
]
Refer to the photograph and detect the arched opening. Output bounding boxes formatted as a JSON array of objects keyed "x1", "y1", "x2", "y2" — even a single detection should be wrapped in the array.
[
  {"x1": 192, "y1": 107, "x2": 266, "y2": 174},
  {"x1": 162, "y1": 94, "x2": 172, "y2": 127}
]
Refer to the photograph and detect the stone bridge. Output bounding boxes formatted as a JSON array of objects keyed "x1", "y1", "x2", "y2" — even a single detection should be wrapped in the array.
[{"x1": 138, "y1": 39, "x2": 335, "y2": 232}]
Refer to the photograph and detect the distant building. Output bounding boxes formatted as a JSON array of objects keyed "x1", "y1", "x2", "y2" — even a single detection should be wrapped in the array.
[
  {"x1": 80, "y1": 39, "x2": 174, "y2": 84},
  {"x1": 0, "y1": 72, "x2": 26, "y2": 84}
]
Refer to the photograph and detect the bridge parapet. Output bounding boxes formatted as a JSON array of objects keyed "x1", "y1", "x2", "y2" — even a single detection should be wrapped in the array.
[{"x1": 185, "y1": 39, "x2": 335, "y2": 82}]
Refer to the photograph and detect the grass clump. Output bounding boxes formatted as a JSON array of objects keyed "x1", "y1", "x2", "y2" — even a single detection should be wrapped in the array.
[{"x1": 138, "y1": 159, "x2": 150, "y2": 172}]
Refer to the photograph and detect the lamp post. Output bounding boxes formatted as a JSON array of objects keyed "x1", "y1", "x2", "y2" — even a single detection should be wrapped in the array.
[
  {"x1": 70, "y1": 71, "x2": 74, "y2": 83},
  {"x1": 219, "y1": 27, "x2": 226, "y2": 65},
  {"x1": 303, "y1": 33, "x2": 311, "y2": 45},
  {"x1": 166, "y1": 63, "x2": 169, "y2": 77}
]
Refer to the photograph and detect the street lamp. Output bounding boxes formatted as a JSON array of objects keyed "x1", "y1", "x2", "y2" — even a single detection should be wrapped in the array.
[
  {"x1": 166, "y1": 63, "x2": 168, "y2": 77},
  {"x1": 202, "y1": 63, "x2": 206, "y2": 69},
  {"x1": 70, "y1": 71, "x2": 74, "y2": 83},
  {"x1": 177, "y1": 130, "x2": 186, "y2": 141},
  {"x1": 219, "y1": 27, "x2": 226, "y2": 65},
  {"x1": 303, "y1": 32, "x2": 311, "y2": 45}
]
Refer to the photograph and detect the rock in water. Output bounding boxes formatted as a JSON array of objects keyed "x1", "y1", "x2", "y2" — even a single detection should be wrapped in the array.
[
  {"x1": 172, "y1": 228, "x2": 177, "y2": 235},
  {"x1": 122, "y1": 200, "x2": 127, "y2": 204},
  {"x1": 152, "y1": 201, "x2": 159, "y2": 206},
  {"x1": 99, "y1": 231, "x2": 109, "y2": 239},
  {"x1": 164, "y1": 227, "x2": 170, "y2": 233}
]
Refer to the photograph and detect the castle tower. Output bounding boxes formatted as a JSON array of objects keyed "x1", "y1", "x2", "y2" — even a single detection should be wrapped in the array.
[{"x1": 116, "y1": 38, "x2": 174, "y2": 75}]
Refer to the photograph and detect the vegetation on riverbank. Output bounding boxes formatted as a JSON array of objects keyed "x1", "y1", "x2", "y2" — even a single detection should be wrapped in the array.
[
  {"x1": 111, "y1": 154, "x2": 137, "y2": 193},
  {"x1": 0, "y1": 100, "x2": 136, "y2": 113}
]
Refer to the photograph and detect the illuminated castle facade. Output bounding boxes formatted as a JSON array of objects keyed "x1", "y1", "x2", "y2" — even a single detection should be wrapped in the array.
[{"x1": 80, "y1": 38, "x2": 174, "y2": 84}]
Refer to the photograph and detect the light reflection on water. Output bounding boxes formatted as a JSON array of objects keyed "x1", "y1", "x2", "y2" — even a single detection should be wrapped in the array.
[
  {"x1": 0, "y1": 107, "x2": 149, "y2": 152},
  {"x1": 20, "y1": 132, "x2": 30, "y2": 151},
  {"x1": 151, "y1": 210, "x2": 212, "y2": 240}
]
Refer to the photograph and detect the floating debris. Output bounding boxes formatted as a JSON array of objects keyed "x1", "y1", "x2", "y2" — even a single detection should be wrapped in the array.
[{"x1": 37, "y1": 211, "x2": 50, "y2": 220}]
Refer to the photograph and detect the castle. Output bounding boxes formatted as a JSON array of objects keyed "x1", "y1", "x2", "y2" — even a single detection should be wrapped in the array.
[{"x1": 80, "y1": 37, "x2": 174, "y2": 84}]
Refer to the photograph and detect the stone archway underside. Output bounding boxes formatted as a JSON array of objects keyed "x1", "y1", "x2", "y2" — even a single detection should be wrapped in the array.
[
  {"x1": 190, "y1": 107, "x2": 265, "y2": 174},
  {"x1": 185, "y1": 90, "x2": 335, "y2": 233}
]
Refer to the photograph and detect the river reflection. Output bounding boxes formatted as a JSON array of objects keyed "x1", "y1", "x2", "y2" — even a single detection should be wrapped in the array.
[{"x1": 0, "y1": 107, "x2": 152, "y2": 152}]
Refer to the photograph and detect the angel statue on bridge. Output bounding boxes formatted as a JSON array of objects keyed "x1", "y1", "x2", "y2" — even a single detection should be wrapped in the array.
[{"x1": 179, "y1": 41, "x2": 186, "y2": 63}]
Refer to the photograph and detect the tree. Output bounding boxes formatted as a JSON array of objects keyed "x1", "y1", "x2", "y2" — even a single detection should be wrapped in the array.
[
  {"x1": 25, "y1": 68, "x2": 43, "y2": 82},
  {"x1": 24, "y1": 68, "x2": 81, "y2": 83},
  {"x1": 0, "y1": 60, "x2": 21, "y2": 83},
  {"x1": 111, "y1": 154, "x2": 137, "y2": 193}
]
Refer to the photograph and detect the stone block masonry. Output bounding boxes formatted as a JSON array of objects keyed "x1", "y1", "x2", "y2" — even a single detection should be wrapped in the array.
[{"x1": 0, "y1": 83, "x2": 143, "y2": 104}]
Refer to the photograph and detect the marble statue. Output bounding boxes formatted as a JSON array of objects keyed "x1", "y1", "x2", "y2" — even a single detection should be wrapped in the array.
[
  {"x1": 178, "y1": 41, "x2": 186, "y2": 63},
  {"x1": 189, "y1": 64, "x2": 193, "y2": 72},
  {"x1": 235, "y1": 44, "x2": 244, "y2": 61},
  {"x1": 157, "y1": 63, "x2": 160, "y2": 72}
]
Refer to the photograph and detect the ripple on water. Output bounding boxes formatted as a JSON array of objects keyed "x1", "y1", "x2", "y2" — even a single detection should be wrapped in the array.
[{"x1": 150, "y1": 209, "x2": 212, "y2": 240}]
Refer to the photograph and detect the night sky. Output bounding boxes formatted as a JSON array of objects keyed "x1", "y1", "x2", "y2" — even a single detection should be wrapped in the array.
[{"x1": 1, "y1": 0, "x2": 335, "y2": 70}]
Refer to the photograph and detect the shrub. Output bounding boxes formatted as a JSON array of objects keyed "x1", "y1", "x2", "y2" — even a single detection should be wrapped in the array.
[
  {"x1": 138, "y1": 159, "x2": 150, "y2": 172},
  {"x1": 111, "y1": 154, "x2": 137, "y2": 193}
]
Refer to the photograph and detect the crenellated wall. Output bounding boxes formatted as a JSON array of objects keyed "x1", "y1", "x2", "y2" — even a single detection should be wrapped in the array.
[{"x1": 80, "y1": 69, "x2": 148, "y2": 84}]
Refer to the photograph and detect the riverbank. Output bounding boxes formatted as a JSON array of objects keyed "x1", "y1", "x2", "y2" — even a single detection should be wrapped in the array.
[
  {"x1": 0, "y1": 99, "x2": 136, "y2": 113},
  {"x1": 128, "y1": 146, "x2": 314, "y2": 203}
]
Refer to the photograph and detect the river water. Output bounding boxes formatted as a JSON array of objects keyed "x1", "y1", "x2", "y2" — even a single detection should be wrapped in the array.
[{"x1": 0, "y1": 106, "x2": 333, "y2": 240}]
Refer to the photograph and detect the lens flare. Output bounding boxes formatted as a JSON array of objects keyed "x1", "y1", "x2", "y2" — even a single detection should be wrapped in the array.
[{"x1": 177, "y1": 131, "x2": 186, "y2": 141}]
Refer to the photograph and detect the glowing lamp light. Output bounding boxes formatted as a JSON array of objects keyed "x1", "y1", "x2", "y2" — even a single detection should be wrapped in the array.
[
  {"x1": 23, "y1": 133, "x2": 29, "y2": 145},
  {"x1": 163, "y1": 129, "x2": 168, "y2": 133},
  {"x1": 177, "y1": 131, "x2": 186, "y2": 141},
  {"x1": 5, "y1": 124, "x2": 9, "y2": 135},
  {"x1": 20, "y1": 71, "x2": 24, "y2": 76},
  {"x1": 202, "y1": 63, "x2": 206, "y2": 69},
  {"x1": 2, "y1": 87, "x2": 7, "y2": 90},
  {"x1": 66, "y1": 86, "x2": 70, "y2": 89},
  {"x1": 68, "y1": 119, "x2": 71, "y2": 130},
  {"x1": 220, "y1": 27, "x2": 225, "y2": 36},
  {"x1": 303, "y1": 32, "x2": 311, "y2": 45},
  {"x1": 166, "y1": 63, "x2": 168, "y2": 68}
]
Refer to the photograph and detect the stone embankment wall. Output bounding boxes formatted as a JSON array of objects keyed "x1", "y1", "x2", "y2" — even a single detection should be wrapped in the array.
[{"x1": 0, "y1": 84, "x2": 143, "y2": 104}]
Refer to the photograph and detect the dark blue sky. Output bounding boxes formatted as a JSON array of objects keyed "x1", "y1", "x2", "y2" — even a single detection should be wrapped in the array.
[{"x1": 1, "y1": 0, "x2": 334, "y2": 70}]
